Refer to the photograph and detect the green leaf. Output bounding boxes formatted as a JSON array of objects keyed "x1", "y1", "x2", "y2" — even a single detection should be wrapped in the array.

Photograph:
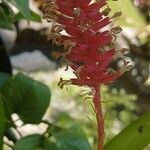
[
  {"x1": 14, "y1": 135, "x2": 57, "y2": 150},
  {"x1": 12, "y1": 0, "x2": 30, "y2": 19},
  {"x1": 33, "y1": 148, "x2": 45, "y2": 150},
  {"x1": 104, "y1": 113, "x2": 150, "y2": 150},
  {"x1": 43, "y1": 140, "x2": 58, "y2": 150},
  {"x1": 51, "y1": 124, "x2": 91, "y2": 150},
  {"x1": 108, "y1": 0, "x2": 146, "y2": 29},
  {"x1": 0, "y1": 5, "x2": 14, "y2": 29},
  {"x1": 0, "y1": 94, "x2": 6, "y2": 150},
  {"x1": 14, "y1": 11, "x2": 41, "y2": 23},
  {"x1": 1, "y1": 73, "x2": 51, "y2": 124},
  {"x1": 13, "y1": 134, "x2": 44, "y2": 150},
  {"x1": 29, "y1": 11, "x2": 41, "y2": 22},
  {"x1": 0, "y1": 73, "x2": 10, "y2": 87},
  {"x1": 12, "y1": 0, "x2": 41, "y2": 21},
  {"x1": 0, "y1": 22, "x2": 13, "y2": 30},
  {"x1": 13, "y1": 123, "x2": 90, "y2": 150}
]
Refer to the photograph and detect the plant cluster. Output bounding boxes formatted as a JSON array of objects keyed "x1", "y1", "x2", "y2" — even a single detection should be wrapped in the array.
[
  {"x1": 0, "y1": 0, "x2": 150, "y2": 150},
  {"x1": 39, "y1": 0, "x2": 131, "y2": 149}
]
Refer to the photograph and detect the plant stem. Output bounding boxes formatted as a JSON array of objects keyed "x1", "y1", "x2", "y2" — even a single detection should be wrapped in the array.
[{"x1": 93, "y1": 86, "x2": 105, "y2": 150}]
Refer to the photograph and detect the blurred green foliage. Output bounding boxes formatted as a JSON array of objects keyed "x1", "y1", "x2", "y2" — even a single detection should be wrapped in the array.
[
  {"x1": 0, "y1": 0, "x2": 150, "y2": 149},
  {"x1": 0, "y1": 0, "x2": 41, "y2": 30},
  {"x1": 105, "y1": 113, "x2": 150, "y2": 150},
  {"x1": 108, "y1": 0, "x2": 146, "y2": 29},
  {"x1": 1, "y1": 73, "x2": 51, "y2": 124},
  {"x1": 48, "y1": 79, "x2": 138, "y2": 148},
  {"x1": 1, "y1": 71, "x2": 149, "y2": 150}
]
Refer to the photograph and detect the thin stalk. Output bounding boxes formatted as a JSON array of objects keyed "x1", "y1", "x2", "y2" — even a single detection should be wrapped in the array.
[{"x1": 93, "y1": 86, "x2": 105, "y2": 150}]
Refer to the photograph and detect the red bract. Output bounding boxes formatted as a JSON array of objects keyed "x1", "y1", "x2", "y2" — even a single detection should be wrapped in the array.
[{"x1": 41, "y1": 0, "x2": 131, "y2": 150}]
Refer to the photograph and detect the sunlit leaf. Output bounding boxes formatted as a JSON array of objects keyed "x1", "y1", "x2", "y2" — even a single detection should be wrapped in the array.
[{"x1": 104, "y1": 113, "x2": 150, "y2": 150}]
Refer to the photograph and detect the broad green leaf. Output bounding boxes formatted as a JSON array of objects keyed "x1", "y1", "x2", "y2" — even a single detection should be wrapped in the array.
[
  {"x1": 14, "y1": 11, "x2": 41, "y2": 23},
  {"x1": 1, "y1": 73, "x2": 51, "y2": 124},
  {"x1": 108, "y1": 0, "x2": 146, "y2": 29},
  {"x1": 12, "y1": 0, "x2": 30, "y2": 19},
  {"x1": 12, "y1": 0, "x2": 40, "y2": 21},
  {"x1": 0, "y1": 73, "x2": 10, "y2": 87},
  {"x1": 14, "y1": 135, "x2": 57, "y2": 150},
  {"x1": 104, "y1": 113, "x2": 150, "y2": 150},
  {"x1": 13, "y1": 134, "x2": 44, "y2": 150},
  {"x1": 51, "y1": 124, "x2": 91, "y2": 150},
  {"x1": 0, "y1": 94, "x2": 5, "y2": 150}
]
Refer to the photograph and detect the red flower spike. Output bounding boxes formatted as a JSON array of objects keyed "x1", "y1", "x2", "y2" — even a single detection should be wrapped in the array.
[
  {"x1": 92, "y1": 17, "x2": 111, "y2": 31},
  {"x1": 41, "y1": 0, "x2": 131, "y2": 150}
]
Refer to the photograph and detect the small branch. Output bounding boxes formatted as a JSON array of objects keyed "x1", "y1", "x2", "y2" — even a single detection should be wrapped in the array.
[{"x1": 93, "y1": 86, "x2": 105, "y2": 150}]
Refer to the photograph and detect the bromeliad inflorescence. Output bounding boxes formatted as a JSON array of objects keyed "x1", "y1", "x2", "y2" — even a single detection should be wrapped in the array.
[{"x1": 38, "y1": 0, "x2": 132, "y2": 149}]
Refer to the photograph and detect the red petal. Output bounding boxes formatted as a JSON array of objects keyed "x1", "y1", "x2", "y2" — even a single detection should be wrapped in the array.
[
  {"x1": 92, "y1": 17, "x2": 111, "y2": 31},
  {"x1": 87, "y1": 0, "x2": 106, "y2": 10}
]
